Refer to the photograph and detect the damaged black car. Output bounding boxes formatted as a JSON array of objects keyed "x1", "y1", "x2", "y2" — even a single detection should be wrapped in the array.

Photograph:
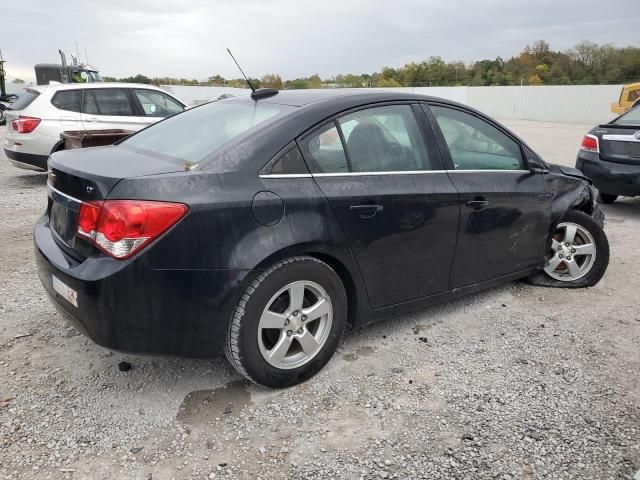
[{"x1": 35, "y1": 90, "x2": 609, "y2": 388}]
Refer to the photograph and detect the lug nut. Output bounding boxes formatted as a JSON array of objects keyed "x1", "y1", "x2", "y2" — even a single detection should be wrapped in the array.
[
  {"x1": 565, "y1": 242, "x2": 570, "y2": 247},
  {"x1": 558, "y1": 254, "x2": 563, "y2": 258},
  {"x1": 301, "y1": 315, "x2": 307, "y2": 321},
  {"x1": 297, "y1": 328, "x2": 303, "y2": 334},
  {"x1": 571, "y1": 248, "x2": 576, "y2": 253},
  {"x1": 286, "y1": 330, "x2": 292, "y2": 337},
  {"x1": 293, "y1": 311, "x2": 298, "y2": 317},
  {"x1": 567, "y1": 256, "x2": 572, "y2": 260},
  {"x1": 284, "y1": 319, "x2": 290, "y2": 326}
]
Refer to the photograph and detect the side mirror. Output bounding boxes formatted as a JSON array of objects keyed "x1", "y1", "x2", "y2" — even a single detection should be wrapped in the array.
[{"x1": 529, "y1": 166, "x2": 548, "y2": 174}]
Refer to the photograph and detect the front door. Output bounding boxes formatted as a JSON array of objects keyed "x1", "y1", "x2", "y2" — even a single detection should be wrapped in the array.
[
  {"x1": 426, "y1": 104, "x2": 551, "y2": 288},
  {"x1": 80, "y1": 88, "x2": 145, "y2": 132},
  {"x1": 299, "y1": 104, "x2": 460, "y2": 308}
]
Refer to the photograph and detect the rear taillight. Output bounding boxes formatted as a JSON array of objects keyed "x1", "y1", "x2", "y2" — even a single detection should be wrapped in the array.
[
  {"x1": 10, "y1": 116, "x2": 41, "y2": 134},
  {"x1": 580, "y1": 134, "x2": 599, "y2": 152},
  {"x1": 77, "y1": 200, "x2": 188, "y2": 259}
]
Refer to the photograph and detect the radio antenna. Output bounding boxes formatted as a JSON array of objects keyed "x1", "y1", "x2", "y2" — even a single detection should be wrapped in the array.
[{"x1": 226, "y1": 48, "x2": 255, "y2": 94}]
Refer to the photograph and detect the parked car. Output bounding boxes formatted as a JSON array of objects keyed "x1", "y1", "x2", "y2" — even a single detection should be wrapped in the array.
[
  {"x1": 576, "y1": 103, "x2": 640, "y2": 203},
  {"x1": 3, "y1": 83, "x2": 186, "y2": 171},
  {"x1": 36, "y1": 90, "x2": 609, "y2": 388}
]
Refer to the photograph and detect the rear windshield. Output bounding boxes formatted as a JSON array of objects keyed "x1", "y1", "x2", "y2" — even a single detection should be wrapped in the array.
[
  {"x1": 613, "y1": 104, "x2": 640, "y2": 125},
  {"x1": 10, "y1": 89, "x2": 40, "y2": 110},
  {"x1": 121, "y1": 100, "x2": 294, "y2": 166}
]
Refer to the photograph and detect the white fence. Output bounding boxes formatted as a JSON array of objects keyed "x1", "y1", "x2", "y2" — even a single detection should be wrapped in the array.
[
  {"x1": 160, "y1": 84, "x2": 622, "y2": 125},
  {"x1": 6, "y1": 80, "x2": 622, "y2": 125}
]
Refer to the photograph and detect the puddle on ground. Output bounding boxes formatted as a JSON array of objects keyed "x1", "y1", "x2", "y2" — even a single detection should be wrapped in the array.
[
  {"x1": 343, "y1": 353, "x2": 358, "y2": 362},
  {"x1": 356, "y1": 346, "x2": 375, "y2": 357},
  {"x1": 177, "y1": 380, "x2": 252, "y2": 426}
]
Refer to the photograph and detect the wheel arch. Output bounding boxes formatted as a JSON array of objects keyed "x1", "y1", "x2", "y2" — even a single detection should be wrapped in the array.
[
  {"x1": 251, "y1": 243, "x2": 362, "y2": 329},
  {"x1": 50, "y1": 139, "x2": 65, "y2": 154}
]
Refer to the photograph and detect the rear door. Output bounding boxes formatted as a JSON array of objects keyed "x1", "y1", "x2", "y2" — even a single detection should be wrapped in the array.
[
  {"x1": 425, "y1": 103, "x2": 551, "y2": 288},
  {"x1": 80, "y1": 88, "x2": 146, "y2": 132},
  {"x1": 131, "y1": 89, "x2": 186, "y2": 125},
  {"x1": 300, "y1": 103, "x2": 460, "y2": 309}
]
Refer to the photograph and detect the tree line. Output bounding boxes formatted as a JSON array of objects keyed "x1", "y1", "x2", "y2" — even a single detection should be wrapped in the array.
[{"x1": 103, "y1": 40, "x2": 640, "y2": 89}]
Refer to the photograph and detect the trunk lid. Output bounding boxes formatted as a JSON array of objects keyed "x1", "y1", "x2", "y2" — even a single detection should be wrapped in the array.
[
  {"x1": 47, "y1": 145, "x2": 185, "y2": 251},
  {"x1": 594, "y1": 124, "x2": 640, "y2": 165}
]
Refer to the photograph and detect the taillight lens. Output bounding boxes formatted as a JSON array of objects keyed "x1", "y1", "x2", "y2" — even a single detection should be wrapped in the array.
[
  {"x1": 10, "y1": 116, "x2": 41, "y2": 133},
  {"x1": 580, "y1": 134, "x2": 599, "y2": 152},
  {"x1": 77, "y1": 200, "x2": 188, "y2": 259}
]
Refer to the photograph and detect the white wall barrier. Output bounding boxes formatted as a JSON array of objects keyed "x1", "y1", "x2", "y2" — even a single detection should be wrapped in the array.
[{"x1": 164, "y1": 84, "x2": 624, "y2": 125}]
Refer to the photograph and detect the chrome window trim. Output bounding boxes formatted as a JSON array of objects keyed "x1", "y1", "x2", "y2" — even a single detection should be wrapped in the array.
[
  {"x1": 313, "y1": 170, "x2": 446, "y2": 177},
  {"x1": 602, "y1": 134, "x2": 640, "y2": 143},
  {"x1": 258, "y1": 169, "x2": 529, "y2": 179},
  {"x1": 259, "y1": 173, "x2": 313, "y2": 179},
  {"x1": 447, "y1": 169, "x2": 530, "y2": 173}
]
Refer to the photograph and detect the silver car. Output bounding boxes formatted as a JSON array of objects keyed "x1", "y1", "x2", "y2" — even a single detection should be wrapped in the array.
[{"x1": 3, "y1": 83, "x2": 186, "y2": 171}]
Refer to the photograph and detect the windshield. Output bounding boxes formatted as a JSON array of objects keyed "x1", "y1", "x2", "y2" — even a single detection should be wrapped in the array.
[
  {"x1": 86, "y1": 71, "x2": 102, "y2": 82},
  {"x1": 613, "y1": 104, "x2": 640, "y2": 125},
  {"x1": 122, "y1": 100, "x2": 294, "y2": 166}
]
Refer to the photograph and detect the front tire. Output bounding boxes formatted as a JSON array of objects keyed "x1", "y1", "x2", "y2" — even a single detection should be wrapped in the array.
[
  {"x1": 224, "y1": 256, "x2": 347, "y2": 388},
  {"x1": 528, "y1": 210, "x2": 609, "y2": 288}
]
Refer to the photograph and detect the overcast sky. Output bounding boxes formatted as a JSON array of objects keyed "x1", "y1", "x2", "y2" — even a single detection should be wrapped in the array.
[{"x1": 3, "y1": 0, "x2": 640, "y2": 82}]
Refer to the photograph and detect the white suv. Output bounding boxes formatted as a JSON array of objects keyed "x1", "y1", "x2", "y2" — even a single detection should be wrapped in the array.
[{"x1": 4, "y1": 83, "x2": 186, "y2": 171}]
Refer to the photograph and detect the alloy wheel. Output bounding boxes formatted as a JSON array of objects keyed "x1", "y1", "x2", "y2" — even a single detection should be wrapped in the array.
[
  {"x1": 543, "y1": 222, "x2": 597, "y2": 281},
  {"x1": 257, "y1": 280, "x2": 333, "y2": 370}
]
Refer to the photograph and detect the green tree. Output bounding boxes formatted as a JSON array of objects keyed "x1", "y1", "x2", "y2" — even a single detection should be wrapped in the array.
[{"x1": 261, "y1": 73, "x2": 283, "y2": 89}]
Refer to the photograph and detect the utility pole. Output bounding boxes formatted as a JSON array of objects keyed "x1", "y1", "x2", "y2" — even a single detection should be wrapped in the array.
[{"x1": 0, "y1": 49, "x2": 6, "y2": 98}]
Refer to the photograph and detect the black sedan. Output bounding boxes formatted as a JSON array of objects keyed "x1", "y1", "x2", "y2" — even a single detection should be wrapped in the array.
[
  {"x1": 576, "y1": 103, "x2": 640, "y2": 203},
  {"x1": 36, "y1": 90, "x2": 609, "y2": 388}
]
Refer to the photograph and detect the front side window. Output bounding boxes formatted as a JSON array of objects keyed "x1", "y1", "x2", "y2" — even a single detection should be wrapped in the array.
[
  {"x1": 122, "y1": 100, "x2": 293, "y2": 166},
  {"x1": 134, "y1": 89, "x2": 184, "y2": 117},
  {"x1": 83, "y1": 89, "x2": 134, "y2": 116},
  {"x1": 339, "y1": 105, "x2": 431, "y2": 172},
  {"x1": 431, "y1": 106, "x2": 525, "y2": 171},
  {"x1": 51, "y1": 90, "x2": 82, "y2": 112}
]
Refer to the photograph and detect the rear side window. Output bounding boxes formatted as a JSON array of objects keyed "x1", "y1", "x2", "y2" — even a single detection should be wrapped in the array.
[
  {"x1": 338, "y1": 105, "x2": 432, "y2": 172},
  {"x1": 431, "y1": 106, "x2": 525, "y2": 171},
  {"x1": 299, "y1": 123, "x2": 349, "y2": 174},
  {"x1": 51, "y1": 90, "x2": 82, "y2": 112},
  {"x1": 134, "y1": 89, "x2": 184, "y2": 117},
  {"x1": 122, "y1": 100, "x2": 293, "y2": 166},
  {"x1": 264, "y1": 144, "x2": 309, "y2": 175},
  {"x1": 11, "y1": 90, "x2": 40, "y2": 110},
  {"x1": 83, "y1": 89, "x2": 134, "y2": 116}
]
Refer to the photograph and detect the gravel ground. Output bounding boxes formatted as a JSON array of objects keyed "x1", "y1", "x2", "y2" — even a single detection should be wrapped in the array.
[{"x1": 0, "y1": 121, "x2": 638, "y2": 480}]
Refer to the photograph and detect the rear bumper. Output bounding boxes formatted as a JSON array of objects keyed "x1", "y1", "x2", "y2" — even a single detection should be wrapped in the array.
[
  {"x1": 576, "y1": 155, "x2": 640, "y2": 197},
  {"x1": 4, "y1": 149, "x2": 48, "y2": 171},
  {"x1": 34, "y1": 215, "x2": 249, "y2": 358}
]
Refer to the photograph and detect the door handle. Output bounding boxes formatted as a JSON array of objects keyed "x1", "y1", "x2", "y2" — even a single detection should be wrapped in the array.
[
  {"x1": 350, "y1": 204, "x2": 383, "y2": 219},
  {"x1": 465, "y1": 198, "x2": 489, "y2": 210}
]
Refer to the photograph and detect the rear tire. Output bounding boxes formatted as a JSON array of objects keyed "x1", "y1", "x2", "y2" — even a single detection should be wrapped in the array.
[
  {"x1": 224, "y1": 256, "x2": 347, "y2": 388},
  {"x1": 598, "y1": 192, "x2": 618, "y2": 204},
  {"x1": 527, "y1": 210, "x2": 609, "y2": 288}
]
